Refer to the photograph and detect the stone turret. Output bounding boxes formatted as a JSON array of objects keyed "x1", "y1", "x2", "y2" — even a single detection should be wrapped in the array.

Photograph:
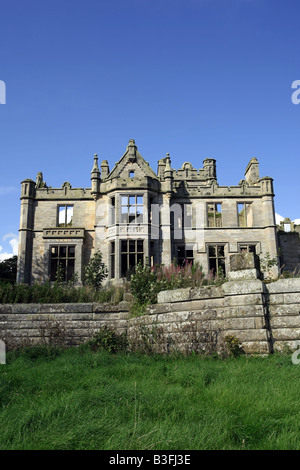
[
  {"x1": 91, "y1": 153, "x2": 101, "y2": 197},
  {"x1": 203, "y1": 158, "x2": 217, "y2": 183}
]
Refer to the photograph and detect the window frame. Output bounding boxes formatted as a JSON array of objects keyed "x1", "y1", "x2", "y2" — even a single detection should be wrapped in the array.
[
  {"x1": 57, "y1": 204, "x2": 74, "y2": 227},
  {"x1": 120, "y1": 195, "x2": 144, "y2": 224},
  {"x1": 238, "y1": 243, "x2": 256, "y2": 254},
  {"x1": 49, "y1": 244, "x2": 76, "y2": 282},
  {"x1": 237, "y1": 202, "x2": 253, "y2": 228},
  {"x1": 207, "y1": 203, "x2": 222, "y2": 228},
  {"x1": 120, "y1": 239, "x2": 144, "y2": 278},
  {"x1": 177, "y1": 245, "x2": 194, "y2": 267},
  {"x1": 207, "y1": 244, "x2": 226, "y2": 276}
]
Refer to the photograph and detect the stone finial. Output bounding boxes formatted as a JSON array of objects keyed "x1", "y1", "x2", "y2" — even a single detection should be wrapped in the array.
[
  {"x1": 91, "y1": 153, "x2": 101, "y2": 196},
  {"x1": 127, "y1": 139, "x2": 137, "y2": 162},
  {"x1": 91, "y1": 154, "x2": 100, "y2": 175},
  {"x1": 36, "y1": 172, "x2": 43, "y2": 188},
  {"x1": 164, "y1": 154, "x2": 173, "y2": 176}
]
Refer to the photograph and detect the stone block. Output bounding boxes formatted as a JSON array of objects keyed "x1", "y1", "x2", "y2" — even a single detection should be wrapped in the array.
[
  {"x1": 229, "y1": 252, "x2": 260, "y2": 271},
  {"x1": 11, "y1": 304, "x2": 41, "y2": 314},
  {"x1": 267, "y1": 278, "x2": 300, "y2": 294},
  {"x1": 157, "y1": 288, "x2": 191, "y2": 304},
  {"x1": 222, "y1": 280, "x2": 264, "y2": 296},
  {"x1": 190, "y1": 286, "x2": 223, "y2": 300},
  {"x1": 224, "y1": 293, "x2": 263, "y2": 307},
  {"x1": 271, "y1": 316, "x2": 300, "y2": 329},
  {"x1": 283, "y1": 293, "x2": 300, "y2": 304},
  {"x1": 269, "y1": 304, "x2": 300, "y2": 316},
  {"x1": 272, "y1": 328, "x2": 300, "y2": 341},
  {"x1": 227, "y1": 269, "x2": 259, "y2": 281},
  {"x1": 241, "y1": 341, "x2": 270, "y2": 354},
  {"x1": 268, "y1": 293, "x2": 284, "y2": 305}
]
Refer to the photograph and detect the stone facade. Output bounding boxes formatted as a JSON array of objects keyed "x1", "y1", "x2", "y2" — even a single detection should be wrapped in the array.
[{"x1": 17, "y1": 139, "x2": 279, "y2": 285}]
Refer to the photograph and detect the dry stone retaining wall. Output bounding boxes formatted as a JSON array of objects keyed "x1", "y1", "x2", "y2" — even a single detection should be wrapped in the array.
[{"x1": 1, "y1": 277, "x2": 300, "y2": 354}]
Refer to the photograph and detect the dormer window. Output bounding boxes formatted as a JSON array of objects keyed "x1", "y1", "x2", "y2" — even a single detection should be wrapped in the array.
[{"x1": 129, "y1": 170, "x2": 135, "y2": 178}]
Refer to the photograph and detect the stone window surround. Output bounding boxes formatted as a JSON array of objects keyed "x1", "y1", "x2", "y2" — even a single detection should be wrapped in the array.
[
  {"x1": 43, "y1": 238, "x2": 84, "y2": 284},
  {"x1": 237, "y1": 201, "x2": 253, "y2": 227},
  {"x1": 206, "y1": 242, "x2": 227, "y2": 276},
  {"x1": 206, "y1": 202, "x2": 222, "y2": 228}
]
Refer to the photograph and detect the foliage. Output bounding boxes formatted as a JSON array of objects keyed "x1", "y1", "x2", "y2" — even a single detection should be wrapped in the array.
[
  {"x1": 0, "y1": 256, "x2": 17, "y2": 283},
  {"x1": 279, "y1": 268, "x2": 300, "y2": 279},
  {"x1": 259, "y1": 252, "x2": 278, "y2": 279},
  {"x1": 86, "y1": 326, "x2": 128, "y2": 354},
  {"x1": 224, "y1": 335, "x2": 244, "y2": 357},
  {"x1": 83, "y1": 250, "x2": 108, "y2": 290},
  {"x1": 130, "y1": 259, "x2": 226, "y2": 309},
  {"x1": 0, "y1": 281, "x2": 122, "y2": 304}
]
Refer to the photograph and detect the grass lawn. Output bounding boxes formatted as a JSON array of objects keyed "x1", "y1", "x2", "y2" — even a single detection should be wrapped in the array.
[{"x1": 1, "y1": 347, "x2": 300, "y2": 450}]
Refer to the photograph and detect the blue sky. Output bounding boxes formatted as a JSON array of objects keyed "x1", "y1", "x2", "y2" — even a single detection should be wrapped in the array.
[{"x1": 0, "y1": 0, "x2": 299, "y2": 260}]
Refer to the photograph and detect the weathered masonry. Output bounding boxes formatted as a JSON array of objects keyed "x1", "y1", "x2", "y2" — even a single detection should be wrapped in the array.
[
  {"x1": 3, "y1": 255, "x2": 300, "y2": 354},
  {"x1": 17, "y1": 139, "x2": 279, "y2": 284}
]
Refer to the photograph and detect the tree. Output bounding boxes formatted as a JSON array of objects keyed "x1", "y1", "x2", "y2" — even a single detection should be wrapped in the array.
[
  {"x1": 83, "y1": 250, "x2": 108, "y2": 290},
  {"x1": 0, "y1": 256, "x2": 18, "y2": 283}
]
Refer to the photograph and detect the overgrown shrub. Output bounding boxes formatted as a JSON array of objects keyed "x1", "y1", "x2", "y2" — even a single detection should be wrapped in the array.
[
  {"x1": 130, "y1": 260, "x2": 225, "y2": 308},
  {"x1": 0, "y1": 281, "x2": 122, "y2": 304},
  {"x1": 87, "y1": 326, "x2": 128, "y2": 354},
  {"x1": 83, "y1": 250, "x2": 108, "y2": 290}
]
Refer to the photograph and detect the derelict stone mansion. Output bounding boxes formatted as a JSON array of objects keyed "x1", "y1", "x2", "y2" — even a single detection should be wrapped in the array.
[{"x1": 17, "y1": 139, "x2": 279, "y2": 285}]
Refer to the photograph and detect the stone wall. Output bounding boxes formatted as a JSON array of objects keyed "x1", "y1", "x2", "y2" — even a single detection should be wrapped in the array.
[{"x1": 1, "y1": 276, "x2": 300, "y2": 354}]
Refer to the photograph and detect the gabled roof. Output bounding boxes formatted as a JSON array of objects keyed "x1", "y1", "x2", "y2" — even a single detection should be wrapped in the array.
[{"x1": 106, "y1": 139, "x2": 158, "y2": 181}]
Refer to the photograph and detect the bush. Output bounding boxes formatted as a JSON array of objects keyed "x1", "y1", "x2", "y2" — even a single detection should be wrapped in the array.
[
  {"x1": 0, "y1": 281, "x2": 122, "y2": 304},
  {"x1": 130, "y1": 260, "x2": 223, "y2": 308},
  {"x1": 83, "y1": 250, "x2": 108, "y2": 290},
  {"x1": 87, "y1": 326, "x2": 128, "y2": 354}
]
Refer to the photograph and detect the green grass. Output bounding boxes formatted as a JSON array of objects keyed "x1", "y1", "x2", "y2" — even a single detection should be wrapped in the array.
[{"x1": 1, "y1": 348, "x2": 300, "y2": 450}]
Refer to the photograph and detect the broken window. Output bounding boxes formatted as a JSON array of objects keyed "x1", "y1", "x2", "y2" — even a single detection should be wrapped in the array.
[
  {"x1": 177, "y1": 245, "x2": 194, "y2": 267},
  {"x1": 207, "y1": 203, "x2": 222, "y2": 227},
  {"x1": 121, "y1": 239, "x2": 144, "y2": 278},
  {"x1": 121, "y1": 195, "x2": 143, "y2": 224},
  {"x1": 208, "y1": 245, "x2": 226, "y2": 276},
  {"x1": 238, "y1": 203, "x2": 252, "y2": 227},
  {"x1": 50, "y1": 245, "x2": 75, "y2": 282},
  {"x1": 239, "y1": 244, "x2": 256, "y2": 254},
  {"x1": 58, "y1": 205, "x2": 73, "y2": 227}
]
